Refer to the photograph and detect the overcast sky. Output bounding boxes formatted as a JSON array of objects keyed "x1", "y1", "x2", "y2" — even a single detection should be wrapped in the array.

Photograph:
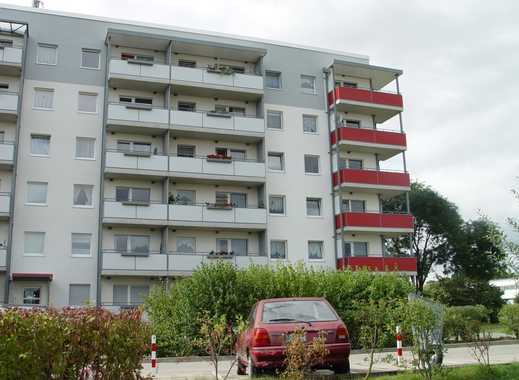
[{"x1": 4, "y1": 0, "x2": 519, "y2": 237}]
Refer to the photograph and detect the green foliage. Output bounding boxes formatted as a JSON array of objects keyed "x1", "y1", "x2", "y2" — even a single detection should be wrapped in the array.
[
  {"x1": 425, "y1": 275, "x2": 504, "y2": 322},
  {"x1": 0, "y1": 307, "x2": 150, "y2": 380},
  {"x1": 498, "y1": 304, "x2": 519, "y2": 339},
  {"x1": 443, "y1": 305, "x2": 490, "y2": 343},
  {"x1": 145, "y1": 261, "x2": 413, "y2": 356},
  {"x1": 374, "y1": 363, "x2": 519, "y2": 380}
]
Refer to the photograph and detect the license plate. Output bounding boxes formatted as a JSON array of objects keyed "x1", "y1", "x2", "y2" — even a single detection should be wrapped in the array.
[{"x1": 286, "y1": 333, "x2": 306, "y2": 343}]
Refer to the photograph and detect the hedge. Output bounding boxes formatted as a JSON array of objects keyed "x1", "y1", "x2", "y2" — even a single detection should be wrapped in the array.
[
  {"x1": 443, "y1": 305, "x2": 490, "y2": 343},
  {"x1": 499, "y1": 304, "x2": 519, "y2": 339},
  {"x1": 145, "y1": 261, "x2": 413, "y2": 356},
  {"x1": 0, "y1": 307, "x2": 150, "y2": 380}
]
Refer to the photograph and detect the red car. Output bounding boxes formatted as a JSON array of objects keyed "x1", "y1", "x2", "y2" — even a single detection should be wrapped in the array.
[{"x1": 235, "y1": 297, "x2": 351, "y2": 376}]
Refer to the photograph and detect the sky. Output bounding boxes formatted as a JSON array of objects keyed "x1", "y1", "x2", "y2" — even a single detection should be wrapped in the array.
[{"x1": 3, "y1": 0, "x2": 519, "y2": 237}]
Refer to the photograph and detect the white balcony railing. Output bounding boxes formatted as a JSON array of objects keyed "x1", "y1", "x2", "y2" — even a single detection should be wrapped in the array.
[
  {"x1": 0, "y1": 193, "x2": 10, "y2": 214},
  {"x1": 109, "y1": 59, "x2": 169, "y2": 81},
  {"x1": 107, "y1": 103, "x2": 169, "y2": 126},
  {"x1": 171, "y1": 110, "x2": 264, "y2": 134},
  {"x1": 105, "y1": 150, "x2": 168, "y2": 172},
  {"x1": 0, "y1": 47, "x2": 23, "y2": 65},
  {"x1": 169, "y1": 204, "x2": 267, "y2": 225},
  {"x1": 169, "y1": 155, "x2": 266, "y2": 178},
  {"x1": 0, "y1": 248, "x2": 6, "y2": 268},
  {"x1": 171, "y1": 66, "x2": 264, "y2": 91},
  {"x1": 0, "y1": 92, "x2": 18, "y2": 113},
  {"x1": 103, "y1": 200, "x2": 168, "y2": 221},
  {"x1": 0, "y1": 142, "x2": 14, "y2": 162}
]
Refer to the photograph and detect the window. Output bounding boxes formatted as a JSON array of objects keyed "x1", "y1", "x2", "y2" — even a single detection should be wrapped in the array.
[
  {"x1": 177, "y1": 102, "x2": 196, "y2": 112},
  {"x1": 130, "y1": 286, "x2": 150, "y2": 305},
  {"x1": 73, "y1": 184, "x2": 93, "y2": 207},
  {"x1": 115, "y1": 235, "x2": 150, "y2": 255},
  {"x1": 71, "y1": 233, "x2": 92, "y2": 256},
  {"x1": 27, "y1": 181, "x2": 48, "y2": 205},
  {"x1": 304, "y1": 155, "x2": 320, "y2": 174},
  {"x1": 69, "y1": 284, "x2": 90, "y2": 306},
  {"x1": 178, "y1": 59, "x2": 196, "y2": 68},
  {"x1": 33, "y1": 88, "x2": 54, "y2": 109},
  {"x1": 342, "y1": 199, "x2": 366, "y2": 212},
  {"x1": 113, "y1": 285, "x2": 150, "y2": 306},
  {"x1": 265, "y1": 71, "x2": 281, "y2": 89},
  {"x1": 229, "y1": 106, "x2": 246, "y2": 116},
  {"x1": 30, "y1": 135, "x2": 50, "y2": 156},
  {"x1": 0, "y1": 83, "x2": 8, "y2": 89},
  {"x1": 230, "y1": 149, "x2": 246, "y2": 161},
  {"x1": 345, "y1": 119, "x2": 361, "y2": 128},
  {"x1": 176, "y1": 237, "x2": 196, "y2": 253},
  {"x1": 117, "y1": 141, "x2": 152, "y2": 154},
  {"x1": 119, "y1": 96, "x2": 152, "y2": 106},
  {"x1": 81, "y1": 48, "x2": 100, "y2": 69},
  {"x1": 269, "y1": 195, "x2": 285, "y2": 215},
  {"x1": 121, "y1": 52, "x2": 154, "y2": 62},
  {"x1": 23, "y1": 288, "x2": 41, "y2": 305},
  {"x1": 175, "y1": 190, "x2": 195, "y2": 205},
  {"x1": 0, "y1": 131, "x2": 4, "y2": 142},
  {"x1": 308, "y1": 241, "x2": 323, "y2": 260},
  {"x1": 75, "y1": 137, "x2": 95, "y2": 159},
  {"x1": 347, "y1": 159, "x2": 363, "y2": 170},
  {"x1": 343, "y1": 81, "x2": 358, "y2": 88},
  {"x1": 301, "y1": 75, "x2": 316, "y2": 93},
  {"x1": 177, "y1": 145, "x2": 195, "y2": 158},
  {"x1": 217, "y1": 238, "x2": 248, "y2": 256},
  {"x1": 306, "y1": 198, "x2": 321, "y2": 216},
  {"x1": 344, "y1": 241, "x2": 368, "y2": 257},
  {"x1": 0, "y1": 39, "x2": 13, "y2": 47},
  {"x1": 24, "y1": 232, "x2": 45, "y2": 255},
  {"x1": 268, "y1": 152, "x2": 284, "y2": 171},
  {"x1": 303, "y1": 115, "x2": 318, "y2": 133},
  {"x1": 78, "y1": 92, "x2": 98, "y2": 113},
  {"x1": 215, "y1": 192, "x2": 247, "y2": 208},
  {"x1": 115, "y1": 187, "x2": 150, "y2": 204},
  {"x1": 113, "y1": 285, "x2": 128, "y2": 306},
  {"x1": 270, "y1": 240, "x2": 286, "y2": 259},
  {"x1": 36, "y1": 43, "x2": 57, "y2": 65},
  {"x1": 267, "y1": 110, "x2": 283, "y2": 129}
]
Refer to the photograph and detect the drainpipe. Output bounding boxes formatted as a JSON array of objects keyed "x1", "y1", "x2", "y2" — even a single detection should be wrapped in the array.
[{"x1": 4, "y1": 24, "x2": 29, "y2": 304}]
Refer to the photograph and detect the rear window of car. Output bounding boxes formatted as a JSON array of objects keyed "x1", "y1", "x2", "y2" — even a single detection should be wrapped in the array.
[{"x1": 261, "y1": 300, "x2": 338, "y2": 323}]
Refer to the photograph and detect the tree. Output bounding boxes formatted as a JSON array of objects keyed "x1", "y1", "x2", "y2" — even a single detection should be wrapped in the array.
[
  {"x1": 384, "y1": 182, "x2": 464, "y2": 292},
  {"x1": 448, "y1": 217, "x2": 508, "y2": 281}
]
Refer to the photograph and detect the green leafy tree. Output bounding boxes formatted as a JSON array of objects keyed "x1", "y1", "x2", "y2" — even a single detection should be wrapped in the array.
[
  {"x1": 499, "y1": 304, "x2": 519, "y2": 339},
  {"x1": 384, "y1": 182, "x2": 464, "y2": 292}
]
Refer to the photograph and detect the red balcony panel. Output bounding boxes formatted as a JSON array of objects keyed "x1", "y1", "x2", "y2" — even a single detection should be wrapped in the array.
[
  {"x1": 332, "y1": 169, "x2": 410, "y2": 188},
  {"x1": 335, "y1": 212, "x2": 414, "y2": 230},
  {"x1": 328, "y1": 87, "x2": 403, "y2": 108},
  {"x1": 330, "y1": 127, "x2": 407, "y2": 147},
  {"x1": 337, "y1": 256, "x2": 417, "y2": 272}
]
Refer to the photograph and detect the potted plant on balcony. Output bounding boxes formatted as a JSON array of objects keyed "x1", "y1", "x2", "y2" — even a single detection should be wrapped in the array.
[
  {"x1": 206, "y1": 63, "x2": 234, "y2": 75},
  {"x1": 208, "y1": 250, "x2": 234, "y2": 259},
  {"x1": 206, "y1": 153, "x2": 232, "y2": 163},
  {"x1": 205, "y1": 201, "x2": 233, "y2": 210}
]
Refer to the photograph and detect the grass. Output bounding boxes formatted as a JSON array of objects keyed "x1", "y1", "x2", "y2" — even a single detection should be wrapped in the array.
[{"x1": 481, "y1": 323, "x2": 510, "y2": 335}]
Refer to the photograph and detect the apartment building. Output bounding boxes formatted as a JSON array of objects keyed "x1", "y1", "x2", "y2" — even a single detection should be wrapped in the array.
[{"x1": 0, "y1": 5, "x2": 415, "y2": 308}]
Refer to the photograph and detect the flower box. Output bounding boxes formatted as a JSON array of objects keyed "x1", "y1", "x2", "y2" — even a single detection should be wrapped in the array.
[
  {"x1": 207, "y1": 250, "x2": 234, "y2": 259},
  {"x1": 206, "y1": 154, "x2": 232, "y2": 163}
]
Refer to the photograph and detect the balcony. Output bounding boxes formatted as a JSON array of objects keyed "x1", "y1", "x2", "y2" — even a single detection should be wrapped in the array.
[
  {"x1": 169, "y1": 203, "x2": 267, "y2": 230},
  {"x1": 328, "y1": 87, "x2": 403, "y2": 123},
  {"x1": 106, "y1": 103, "x2": 169, "y2": 132},
  {"x1": 0, "y1": 142, "x2": 14, "y2": 167},
  {"x1": 101, "y1": 250, "x2": 268, "y2": 276},
  {"x1": 169, "y1": 155, "x2": 266, "y2": 183},
  {"x1": 333, "y1": 168, "x2": 410, "y2": 197},
  {"x1": 170, "y1": 110, "x2": 264, "y2": 140},
  {"x1": 0, "y1": 92, "x2": 18, "y2": 121},
  {"x1": 336, "y1": 256, "x2": 417, "y2": 272},
  {"x1": 171, "y1": 66, "x2": 263, "y2": 100},
  {"x1": 105, "y1": 150, "x2": 169, "y2": 174},
  {"x1": 103, "y1": 200, "x2": 168, "y2": 225},
  {"x1": 0, "y1": 248, "x2": 6, "y2": 270},
  {"x1": 0, "y1": 47, "x2": 23, "y2": 75},
  {"x1": 108, "y1": 59, "x2": 169, "y2": 89},
  {"x1": 331, "y1": 126, "x2": 406, "y2": 160},
  {"x1": 0, "y1": 193, "x2": 10, "y2": 219},
  {"x1": 335, "y1": 211, "x2": 413, "y2": 234}
]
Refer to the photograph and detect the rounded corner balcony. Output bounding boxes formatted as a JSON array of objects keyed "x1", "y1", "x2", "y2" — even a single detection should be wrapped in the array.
[
  {"x1": 330, "y1": 126, "x2": 406, "y2": 160},
  {"x1": 333, "y1": 168, "x2": 410, "y2": 198},
  {"x1": 0, "y1": 91, "x2": 19, "y2": 121},
  {"x1": 336, "y1": 256, "x2": 417, "y2": 272},
  {"x1": 335, "y1": 211, "x2": 414, "y2": 235}
]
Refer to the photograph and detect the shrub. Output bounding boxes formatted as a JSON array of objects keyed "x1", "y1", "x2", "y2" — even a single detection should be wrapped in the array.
[
  {"x1": 145, "y1": 261, "x2": 413, "y2": 356},
  {"x1": 443, "y1": 305, "x2": 490, "y2": 342},
  {"x1": 0, "y1": 307, "x2": 150, "y2": 380},
  {"x1": 499, "y1": 304, "x2": 519, "y2": 339}
]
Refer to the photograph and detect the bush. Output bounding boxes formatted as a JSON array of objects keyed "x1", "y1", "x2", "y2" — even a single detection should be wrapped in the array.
[
  {"x1": 443, "y1": 305, "x2": 490, "y2": 342},
  {"x1": 145, "y1": 261, "x2": 413, "y2": 356},
  {"x1": 499, "y1": 304, "x2": 519, "y2": 339},
  {"x1": 0, "y1": 307, "x2": 150, "y2": 380}
]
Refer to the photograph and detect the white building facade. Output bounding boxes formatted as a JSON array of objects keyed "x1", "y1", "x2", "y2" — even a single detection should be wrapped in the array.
[{"x1": 0, "y1": 5, "x2": 415, "y2": 308}]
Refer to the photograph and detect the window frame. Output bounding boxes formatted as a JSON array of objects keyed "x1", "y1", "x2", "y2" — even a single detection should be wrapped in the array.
[
  {"x1": 269, "y1": 194, "x2": 286, "y2": 216},
  {"x1": 270, "y1": 240, "x2": 287, "y2": 260},
  {"x1": 75, "y1": 137, "x2": 96, "y2": 160},
  {"x1": 308, "y1": 240, "x2": 324, "y2": 261},
  {"x1": 23, "y1": 287, "x2": 41, "y2": 305},
  {"x1": 302, "y1": 114, "x2": 318, "y2": 134},
  {"x1": 69, "y1": 284, "x2": 91, "y2": 306},
  {"x1": 80, "y1": 48, "x2": 101, "y2": 70},
  {"x1": 344, "y1": 241, "x2": 369, "y2": 257},
  {"x1": 176, "y1": 236, "x2": 196, "y2": 253},
  {"x1": 71, "y1": 233, "x2": 92, "y2": 257},
  {"x1": 114, "y1": 234, "x2": 151, "y2": 256},
  {"x1": 30, "y1": 134, "x2": 51, "y2": 157},
  {"x1": 73, "y1": 184, "x2": 94, "y2": 208},
  {"x1": 304, "y1": 154, "x2": 320, "y2": 175},
  {"x1": 26, "y1": 181, "x2": 48, "y2": 206},
  {"x1": 267, "y1": 152, "x2": 285, "y2": 172},
  {"x1": 265, "y1": 70, "x2": 282, "y2": 89},
  {"x1": 306, "y1": 197, "x2": 322, "y2": 217},
  {"x1": 36, "y1": 43, "x2": 58, "y2": 66},
  {"x1": 78, "y1": 92, "x2": 98, "y2": 114},
  {"x1": 33, "y1": 88, "x2": 55, "y2": 110},
  {"x1": 342, "y1": 199, "x2": 367, "y2": 213},
  {"x1": 300, "y1": 74, "x2": 316, "y2": 94},
  {"x1": 266, "y1": 110, "x2": 283, "y2": 130}
]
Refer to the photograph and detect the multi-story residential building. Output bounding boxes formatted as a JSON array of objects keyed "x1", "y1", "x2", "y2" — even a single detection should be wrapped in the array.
[{"x1": 0, "y1": 4, "x2": 415, "y2": 308}]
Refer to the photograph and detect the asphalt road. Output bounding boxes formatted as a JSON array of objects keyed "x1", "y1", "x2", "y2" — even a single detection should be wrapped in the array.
[{"x1": 141, "y1": 342, "x2": 519, "y2": 379}]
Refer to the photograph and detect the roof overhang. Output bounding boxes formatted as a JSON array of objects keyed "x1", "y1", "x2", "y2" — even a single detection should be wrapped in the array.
[
  {"x1": 12, "y1": 273, "x2": 53, "y2": 281},
  {"x1": 329, "y1": 59, "x2": 402, "y2": 90},
  {"x1": 0, "y1": 20, "x2": 28, "y2": 36}
]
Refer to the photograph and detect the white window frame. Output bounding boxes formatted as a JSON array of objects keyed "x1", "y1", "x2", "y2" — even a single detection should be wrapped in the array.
[
  {"x1": 26, "y1": 181, "x2": 48, "y2": 206},
  {"x1": 24, "y1": 231, "x2": 45, "y2": 256},
  {"x1": 344, "y1": 241, "x2": 369, "y2": 257},
  {"x1": 176, "y1": 237, "x2": 196, "y2": 253},
  {"x1": 75, "y1": 137, "x2": 96, "y2": 160},
  {"x1": 270, "y1": 240, "x2": 287, "y2": 260},
  {"x1": 265, "y1": 70, "x2": 282, "y2": 89},
  {"x1": 73, "y1": 184, "x2": 94, "y2": 208},
  {"x1": 36, "y1": 43, "x2": 58, "y2": 66},
  {"x1": 78, "y1": 92, "x2": 98, "y2": 114},
  {"x1": 33, "y1": 88, "x2": 55, "y2": 110},
  {"x1": 302, "y1": 114, "x2": 318, "y2": 134},
  {"x1": 266, "y1": 110, "x2": 283, "y2": 130},
  {"x1": 304, "y1": 154, "x2": 320, "y2": 175},
  {"x1": 301, "y1": 74, "x2": 316, "y2": 94},
  {"x1": 71, "y1": 233, "x2": 92, "y2": 257},
  {"x1": 308, "y1": 241, "x2": 324, "y2": 261},
  {"x1": 267, "y1": 152, "x2": 285, "y2": 172},
  {"x1": 306, "y1": 197, "x2": 322, "y2": 217},
  {"x1": 30, "y1": 134, "x2": 51, "y2": 157},
  {"x1": 80, "y1": 48, "x2": 100, "y2": 70},
  {"x1": 23, "y1": 287, "x2": 41, "y2": 305},
  {"x1": 269, "y1": 195, "x2": 286, "y2": 216},
  {"x1": 69, "y1": 284, "x2": 91, "y2": 306}
]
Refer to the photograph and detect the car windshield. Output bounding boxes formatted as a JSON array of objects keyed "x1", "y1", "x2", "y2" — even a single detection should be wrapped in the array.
[{"x1": 262, "y1": 300, "x2": 337, "y2": 323}]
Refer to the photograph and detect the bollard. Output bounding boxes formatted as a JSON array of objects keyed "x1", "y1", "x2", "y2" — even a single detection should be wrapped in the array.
[
  {"x1": 396, "y1": 325, "x2": 403, "y2": 365},
  {"x1": 151, "y1": 335, "x2": 158, "y2": 375}
]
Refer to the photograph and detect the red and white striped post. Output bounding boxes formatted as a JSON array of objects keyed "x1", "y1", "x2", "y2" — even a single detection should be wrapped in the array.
[
  {"x1": 151, "y1": 335, "x2": 158, "y2": 375},
  {"x1": 396, "y1": 325, "x2": 403, "y2": 365}
]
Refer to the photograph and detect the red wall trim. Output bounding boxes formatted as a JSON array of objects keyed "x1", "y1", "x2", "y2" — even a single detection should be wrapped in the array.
[
  {"x1": 328, "y1": 87, "x2": 403, "y2": 108},
  {"x1": 332, "y1": 169, "x2": 410, "y2": 187},
  {"x1": 337, "y1": 256, "x2": 417, "y2": 272},
  {"x1": 330, "y1": 127, "x2": 407, "y2": 147}
]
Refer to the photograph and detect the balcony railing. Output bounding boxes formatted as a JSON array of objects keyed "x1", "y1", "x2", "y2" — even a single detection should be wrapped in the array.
[
  {"x1": 169, "y1": 154, "x2": 266, "y2": 178},
  {"x1": 337, "y1": 256, "x2": 417, "y2": 272},
  {"x1": 328, "y1": 87, "x2": 403, "y2": 108},
  {"x1": 107, "y1": 103, "x2": 169, "y2": 126},
  {"x1": 335, "y1": 211, "x2": 414, "y2": 231},
  {"x1": 330, "y1": 126, "x2": 407, "y2": 148},
  {"x1": 105, "y1": 149, "x2": 169, "y2": 172},
  {"x1": 171, "y1": 110, "x2": 264, "y2": 134},
  {"x1": 0, "y1": 47, "x2": 23, "y2": 66},
  {"x1": 0, "y1": 142, "x2": 14, "y2": 163},
  {"x1": 332, "y1": 168, "x2": 410, "y2": 188},
  {"x1": 0, "y1": 248, "x2": 6, "y2": 269},
  {"x1": 0, "y1": 92, "x2": 18, "y2": 114},
  {"x1": 0, "y1": 193, "x2": 10, "y2": 215},
  {"x1": 109, "y1": 59, "x2": 169, "y2": 82},
  {"x1": 171, "y1": 65, "x2": 264, "y2": 91},
  {"x1": 101, "y1": 250, "x2": 268, "y2": 274},
  {"x1": 104, "y1": 200, "x2": 168, "y2": 221}
]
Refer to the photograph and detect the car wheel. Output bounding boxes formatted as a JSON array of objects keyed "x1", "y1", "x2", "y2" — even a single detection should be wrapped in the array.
[
  {"x1": 334, "y1": 359, "x2": 350, "y2": 374},
  {"x1": 237, "y1": 354, "x2": 247, "y2": 375},
  {"x1": 247, "y1": 354, "x2": 258, "y2": 378}
]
